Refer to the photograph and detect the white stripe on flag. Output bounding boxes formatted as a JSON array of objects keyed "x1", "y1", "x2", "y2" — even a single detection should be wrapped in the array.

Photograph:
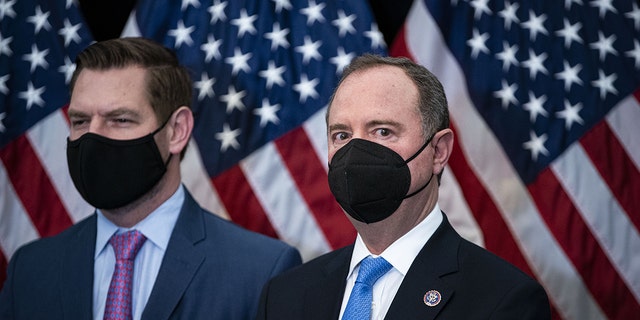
[
  {"x1": 606, "y1": 94, "x2": 640, "y2": 170},
  {"x1": 121, "y1": 11, "x2": 142, "y2": 38},
  {"x1": 404, "y1": 1, "x2": 605, "y2": 318},
  {"x1": 27, "y1": 109, "x2": 93, "y2": 223},
  {"x1": 303, "y1": 107, "x2": 329, "y2": 172},
  {"x1": 240, "y1": 142, "x2": 331, "y2": 261},
  {"x1": 552, "y1": 140, "x2": 640, "y2": 302}
]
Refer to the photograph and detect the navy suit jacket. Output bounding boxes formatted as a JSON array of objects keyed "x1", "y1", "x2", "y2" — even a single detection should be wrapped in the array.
[
  {"x1": 0, "y1": 190, "x2": 301, "y2": 320},
  {"x1": 257, "y1": 213, "x2": 550, "y2": 319}
]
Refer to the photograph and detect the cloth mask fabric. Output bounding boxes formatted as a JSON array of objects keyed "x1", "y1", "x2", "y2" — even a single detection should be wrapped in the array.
[
  {"x1": 328, "y1": 135, "x2": 434, "y2": 224},
  {"x1": 66, "y1": 119, "x2": 171, "y2": 209}
]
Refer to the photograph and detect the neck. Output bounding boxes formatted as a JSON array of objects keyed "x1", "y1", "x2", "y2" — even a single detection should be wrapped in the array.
[{"x1": 354, "y1": 183, "x2": 439, "y2": 255}]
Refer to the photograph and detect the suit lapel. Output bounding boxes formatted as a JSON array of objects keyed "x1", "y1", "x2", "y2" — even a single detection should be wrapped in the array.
[
  {"x1": 303, "y1": 247, "x2": 353, "y2": 320},
  {"x1": 61, "y1": 215, "x2": 97, "y2": 320},
  {"x1": 385, "y1": 214, "x2": 461, "y2": 320},
  {"x1": 141, "y1": 193, "x2": 205, "y2": 320}
]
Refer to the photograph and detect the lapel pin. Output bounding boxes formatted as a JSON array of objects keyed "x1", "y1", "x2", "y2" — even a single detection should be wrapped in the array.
[{"x1": 423, "y1": 290, "x2": 441, "y2": 307}]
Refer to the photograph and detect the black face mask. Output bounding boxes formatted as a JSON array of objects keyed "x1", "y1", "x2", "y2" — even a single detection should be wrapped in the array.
[
  {"x1": 327, "y1": 135, "x2": 434, "y2": 224},
  {"x1": 66, "y1": 121, "x2": 171, "y2": 210}
]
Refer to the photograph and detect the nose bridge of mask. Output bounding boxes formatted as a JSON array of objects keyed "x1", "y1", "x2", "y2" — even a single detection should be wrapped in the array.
[
  {"x1": 349, "y1": 138, "x2": 403, "y2": 166},
  {"x1": 334, "y1": 139, "x2": 411, "y2": 200},
  {"x1": 330, "y1": 135, "x2": 431, "y2": 168},
  {"x1": 67, "y1": 111, "x2": 172, "y2": 147}
]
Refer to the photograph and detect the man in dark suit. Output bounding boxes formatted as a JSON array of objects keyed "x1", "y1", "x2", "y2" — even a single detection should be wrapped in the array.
[
  {"x1": 0, "y1": 37, "x2": 301, "y2": 320},
  {"x1": 256, "y1": 54, "x2": 550, "y2": 319}
]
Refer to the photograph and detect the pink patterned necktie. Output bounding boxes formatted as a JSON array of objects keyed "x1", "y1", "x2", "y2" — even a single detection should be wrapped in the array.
[{"x1": 104, "y1": 230, "x2": 147, "y2": 320}]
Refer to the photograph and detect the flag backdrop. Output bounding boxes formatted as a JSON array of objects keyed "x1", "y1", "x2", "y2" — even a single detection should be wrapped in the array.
[
  {"x1": 0, "y1": 0, "x2": 639, "y2": 319},
  {"x1": 390, "y1": 0, "x2": 640, "y2": 319},
  {"x1": 0, "y1": 0, "x2": 95, "y2": 284}
]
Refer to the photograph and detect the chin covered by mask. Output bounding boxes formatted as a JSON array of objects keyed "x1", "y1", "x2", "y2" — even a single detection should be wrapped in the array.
[
  {"x1": 327, "y1": 136, "x2": 433, "y2": 224},
  {"x1": 66, "y1": 122, "x2": 171, "y2": 210}
]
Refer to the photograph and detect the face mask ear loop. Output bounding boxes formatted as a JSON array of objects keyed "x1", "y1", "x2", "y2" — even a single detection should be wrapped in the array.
[
  {"x1": 151, "y1": 113, "x2": 174, "y2": 136},
  {"x1": 163, "y1": 153, "x2": 173, "y2": 166},
  {"x1": 402, "y1": 132, "x2": 436, "y2": 199},
  {"x1": 153, "y1": 112, "x2": 177, "y2": 167},
  {"x1": 404, "y1": 172, "x2": 433, "y2": 199},
  {"x1": 403, "y1": 132, "x2": 436, "y2": 164}
]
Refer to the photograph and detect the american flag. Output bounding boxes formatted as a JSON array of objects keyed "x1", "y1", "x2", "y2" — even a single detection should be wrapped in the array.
[
  {"x1": 0, "y1": 0, "x2": 95, "y2": 285},
  {"x1": 0, "y1": 0, "x2": 384, "y2": 284},
  {"x1": 391, "y1": 0, "x2": 640, "y2": 319},
  {"x1": 2, "y1": 0, "x2": 639, "y2": 319}
]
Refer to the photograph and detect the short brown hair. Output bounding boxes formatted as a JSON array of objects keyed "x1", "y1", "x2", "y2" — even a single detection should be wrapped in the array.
[{"x1": 70, "y1": 37, "x2": 192, "y2": 125}]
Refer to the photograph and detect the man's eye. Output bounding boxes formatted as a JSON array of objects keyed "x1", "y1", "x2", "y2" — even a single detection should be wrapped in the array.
[
  {"x1": 376, "y1": 128, "x2": 390, "y2": 136},
  {"x1": 335, "y1": 132, "x2": 348, "y2": 140}
]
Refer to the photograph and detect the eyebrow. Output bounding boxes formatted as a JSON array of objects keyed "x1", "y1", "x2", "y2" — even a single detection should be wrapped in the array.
[
  {"x1": 67, "y1": 107, "x2": 141, "y2": 119},
  {"x1": 103, "y1": 108, "x2": 141, "y2": 119},
  {"x1": 328, "y1": 123, "x2": 350, "y2": 132},
  {"x1": 366, "y1": 119, "x2": 404, "y2": 129},
  {"x1": 67, "y1": 109, "x2": 88, "y2": 118},
  {"x1": 328, "y1": 119, "x2": 406, "y2": 133}
]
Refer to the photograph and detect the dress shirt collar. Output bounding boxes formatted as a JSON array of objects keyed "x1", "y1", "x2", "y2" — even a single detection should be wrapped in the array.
[
  {"x1": 347, "y1": 204, "x2": 443, "y2": 278},
  {"x1": 94, "y1": 185, "x2": 185, "y2": 259}
]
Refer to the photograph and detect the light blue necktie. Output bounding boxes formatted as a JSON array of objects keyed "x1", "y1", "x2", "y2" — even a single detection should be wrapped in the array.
[{"x1": 342, "y1": 256, "x2": 393, "y2": 320}]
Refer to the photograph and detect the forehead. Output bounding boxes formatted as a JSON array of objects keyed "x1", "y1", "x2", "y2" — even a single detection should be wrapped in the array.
[
  {"x1": 329, "y1": 65, "x2": 419, "y2": 121},
  {"x1": 70, "y1": 66, "x2": 152, "y2": 114}
]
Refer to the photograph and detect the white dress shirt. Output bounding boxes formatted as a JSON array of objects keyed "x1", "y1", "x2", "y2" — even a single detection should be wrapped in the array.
[
  {"x1": 93, "y1": 185, "x2": 184, "y2": 320},
  {"x1": 339, "y1": 205, "x2": 443, "y2": 320}
]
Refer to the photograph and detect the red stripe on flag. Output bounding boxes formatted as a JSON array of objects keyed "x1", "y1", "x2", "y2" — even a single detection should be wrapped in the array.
[
  {"x1": 0, "y1": 136, "x2": 72, "y2": 237},
  {"x1": 274, "y1": 127, "x2": 356, "y2": 249},
  {"x1": 390, "y1": 25, "x2": 410, "y2": 59},
  {"x1": 212, "y1": 165, "x2": 279, "y2": 239},
  {"x1": 61, "y1": 105, "x2": 70, "y2": 125},
  {"x1": 529, "y1": 168, "x2": 640, "y2": 319},
  {"x1": 581, "y1": 121, "x2": 640, "y2": 231}
]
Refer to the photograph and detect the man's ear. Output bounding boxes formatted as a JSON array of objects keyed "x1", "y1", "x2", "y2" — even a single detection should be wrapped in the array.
[
  {"x1": 432, "y1": 128, "x2": 454, "y2": 176},
  {"x1": 168, "y1": 106, "x2": 194, "y2": 156}
]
